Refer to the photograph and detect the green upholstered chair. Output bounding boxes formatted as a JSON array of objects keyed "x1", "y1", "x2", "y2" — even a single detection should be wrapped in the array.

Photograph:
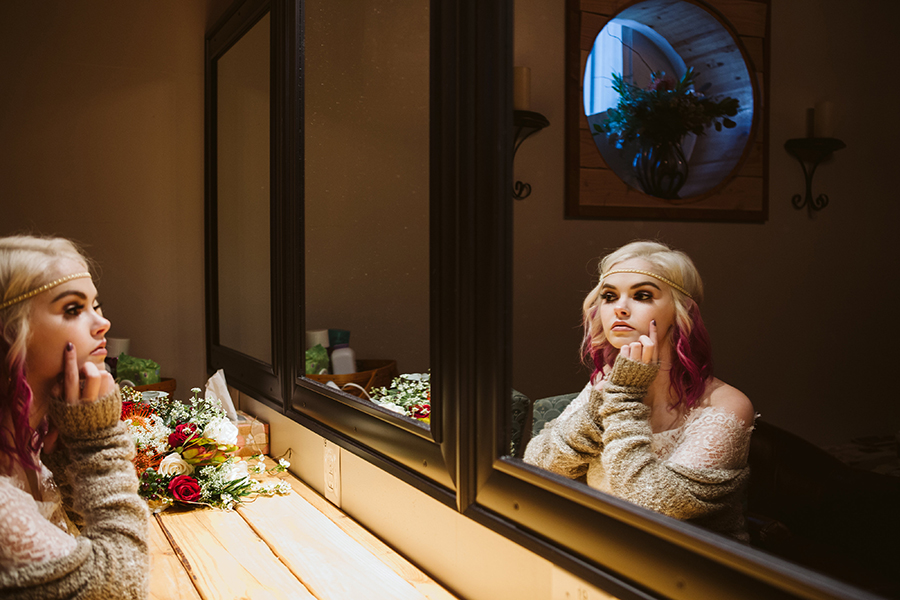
[{"x1": 531, "y1": 392, "x2": 579, "y2": 438}]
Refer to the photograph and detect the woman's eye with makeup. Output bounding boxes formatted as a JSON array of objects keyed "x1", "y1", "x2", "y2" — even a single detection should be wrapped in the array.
[
  {"x1": 92, "y1": 302, "x2": 103, "y2": 316},
  {"x1": 65, "y1": 303, "x2": 86, "y2": 317},
  {"x1": 634, "y1": 290, "x2": 654, "y2": 301},
  {"x1": 600, "y1": 292, "x2": 617, "y2": 303}
]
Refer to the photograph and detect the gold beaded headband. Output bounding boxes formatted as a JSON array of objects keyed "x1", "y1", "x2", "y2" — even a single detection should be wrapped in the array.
[
  {"x1": 600, "y1": 269, "x2": 693, "y2": 299},
  {"x1": 0, "y1": 272, "x2": 92, "y2": 310}
]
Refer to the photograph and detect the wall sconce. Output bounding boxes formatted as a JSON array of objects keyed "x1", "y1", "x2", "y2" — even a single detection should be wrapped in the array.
[
  {"x1": 785, "y1": 101, "x2": 845, "y2": 216},
  {"x1": 513, "y1": 66, "x2": 549, "y2": 200}
]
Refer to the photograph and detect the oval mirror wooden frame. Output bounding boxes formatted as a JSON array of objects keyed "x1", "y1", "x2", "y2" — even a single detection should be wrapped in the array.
[{"x1": 565, "y1": 0, "x2": 769, "y2": 222}]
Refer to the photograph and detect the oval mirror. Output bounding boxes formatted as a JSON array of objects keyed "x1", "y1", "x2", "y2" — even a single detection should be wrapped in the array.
[{"x1": 584, "y1": 0, "x2": 757, "y2": 202}]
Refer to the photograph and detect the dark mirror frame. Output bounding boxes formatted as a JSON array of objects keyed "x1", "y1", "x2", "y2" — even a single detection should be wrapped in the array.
[
  {"x1": 207, "y1": 1, "x2": 880, "y2": 598},
  {"x1": 205, "y1": 0, "x2": 283, "y2": 410}
]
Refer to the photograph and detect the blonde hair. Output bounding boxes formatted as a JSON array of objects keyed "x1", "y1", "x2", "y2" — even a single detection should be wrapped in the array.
[{"x1": 0, "y1": 235, "x2": 93, "y2": 472}]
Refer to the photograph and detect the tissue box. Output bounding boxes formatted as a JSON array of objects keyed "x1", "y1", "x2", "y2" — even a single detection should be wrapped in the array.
[{"x1": 235, "y1": 410, "x2": 269, "y2": 457}]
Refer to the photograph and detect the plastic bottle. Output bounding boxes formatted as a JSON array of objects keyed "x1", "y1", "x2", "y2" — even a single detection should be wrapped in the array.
[{"x1": 330, "y1": 344, "x2": 357, "y2": 374}]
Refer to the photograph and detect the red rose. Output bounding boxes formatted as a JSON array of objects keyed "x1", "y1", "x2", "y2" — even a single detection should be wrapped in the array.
[
  {"x1": 168, "y1": 423, "x2": 199, "y2": 448},
  {"x1": 411, "y1": 403, "x2": 431, "y2": 419},
  {"x1": 168, "y1": 475, "x2": 202, "y2": 503}
]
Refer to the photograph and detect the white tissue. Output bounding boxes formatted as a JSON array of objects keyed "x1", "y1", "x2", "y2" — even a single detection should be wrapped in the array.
[{"x1": 205, "y1": 369, "x2": 238, "y2": 424}]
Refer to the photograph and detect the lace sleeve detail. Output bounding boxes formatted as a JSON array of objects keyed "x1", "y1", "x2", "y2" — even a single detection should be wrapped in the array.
[
  {"x1": 667, "y1": 406, "x2": 754, "y2": 471},
  {"x1": 0, "y1": 478, "x2": 78, "y2": 570}
]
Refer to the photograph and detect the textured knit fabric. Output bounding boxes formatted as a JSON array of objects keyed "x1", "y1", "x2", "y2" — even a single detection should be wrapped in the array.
[
  {"x1": 524, "y1": 354, "x2": 753, "y2": 541},
  {"x1": 0, "y1": 388, "x2": 150, "y2": 599}
]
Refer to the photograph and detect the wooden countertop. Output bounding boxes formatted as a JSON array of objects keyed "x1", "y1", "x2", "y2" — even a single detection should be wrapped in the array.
[{"x1": 149, "y1": 459, "x2": 458, "y2": 600}]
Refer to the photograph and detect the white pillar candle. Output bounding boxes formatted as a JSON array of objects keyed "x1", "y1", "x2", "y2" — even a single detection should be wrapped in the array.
[
  {"x1": 107, "y1": 338, "x2": 130, "y2": 357},
  {"x1": 513, "y1": 66, "x2": 531, "y2": 111},
  {"x1": 306, "y1": 329, "x2": 329, "y2": 349},
  {"x1": 813, "y1": 101, "x2": 834, "y2": 138}
]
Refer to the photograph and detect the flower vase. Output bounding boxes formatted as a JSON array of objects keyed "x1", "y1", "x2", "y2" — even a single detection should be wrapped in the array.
[{"x1": 633, "y1": 141, "x2": 689, "y2": 200}]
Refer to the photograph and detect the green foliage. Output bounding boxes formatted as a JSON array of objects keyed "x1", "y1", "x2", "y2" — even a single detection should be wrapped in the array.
[
  {"x1": 368, "y1": 372, "x2": 431, "y2": 421},
  {"x1": 138, "y1": 468, "x2": 172, "y2": 508},
  {"x1": 595, "y1": 68, "x2": 739, "y2": 148}
]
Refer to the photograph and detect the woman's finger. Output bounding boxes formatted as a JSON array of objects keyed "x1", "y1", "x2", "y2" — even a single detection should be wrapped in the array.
[
  {"x1": 639, "y1": 335, "x2": 655, "y2": 363},
  {"x1": 98, "y1": 371, "x2": 115, "y2": 398},
  {"x1": 620, "y1": 343, "x2": 631, "y2": 360},
  {"x1": 63, "y1": 343, "x2": 79, "y2": 404},
  {"x1": 81, "y1": 361, "x2": 101, "y2": 402},
  {"x1": 650, "y1": 319, "x2": 659, "y2": 364}
]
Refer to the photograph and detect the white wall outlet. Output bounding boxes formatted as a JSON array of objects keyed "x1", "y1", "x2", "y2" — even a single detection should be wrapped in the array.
[
  {"x1": 551, "y1": 566, "x2": 617, "y2": 600},
  {"x1": 323, "y1": 439, "x2": 341, "y2": 507}
]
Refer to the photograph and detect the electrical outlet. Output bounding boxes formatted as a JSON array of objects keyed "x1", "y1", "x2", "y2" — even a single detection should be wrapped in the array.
[
  {"x1": 551, "y1": 566, "x2": 616, "y2": 600},
  {"x1": 323, "y1": 439, "x2": 341, "y2": 507}
]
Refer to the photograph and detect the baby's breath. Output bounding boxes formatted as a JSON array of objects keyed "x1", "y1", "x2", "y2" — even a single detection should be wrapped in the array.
[
  {"x1": 369, "y1": 372, "x2": 430, "y2": 420},
  {"x1": 127, "y1": 413, "x2": 170, "y2": 454}
]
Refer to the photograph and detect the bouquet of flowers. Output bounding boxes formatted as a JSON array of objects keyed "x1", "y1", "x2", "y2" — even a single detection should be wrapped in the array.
[
  {"x1": 368, "y1": 372, "x2": 431, "y2": 423},
  {"x1": 121, "y1": 387, "x2": 290, "y2": 512},
  {"x1": 595, "y1": 67, "x2": 739, "y2": 148}
]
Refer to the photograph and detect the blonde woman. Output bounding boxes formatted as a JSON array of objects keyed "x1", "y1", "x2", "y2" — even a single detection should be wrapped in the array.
[
  {"x1": 525, "y1": 240, "x2": 755, "y2": 540},
  {"x1": 0, "y1": 235, "x2": 148, "y2": 598}
]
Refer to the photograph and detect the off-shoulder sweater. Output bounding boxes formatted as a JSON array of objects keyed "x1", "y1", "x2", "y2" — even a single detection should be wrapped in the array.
[
  {"x1": 524, "y1": 355, "x2": 753, "y2": 541},
  {"x1": 0, "y1": 388, "x2": 150, "y2": 599}
]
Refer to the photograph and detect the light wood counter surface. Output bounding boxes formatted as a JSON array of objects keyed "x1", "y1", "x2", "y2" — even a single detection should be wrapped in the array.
[{"x1": 149, "y1": 459, "x2": 458, "y2": 600}]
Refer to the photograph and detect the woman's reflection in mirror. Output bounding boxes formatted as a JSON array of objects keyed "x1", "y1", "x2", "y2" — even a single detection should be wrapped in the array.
[{"x1": 524, "y1": 240, "x2": 755, "y2": 541}]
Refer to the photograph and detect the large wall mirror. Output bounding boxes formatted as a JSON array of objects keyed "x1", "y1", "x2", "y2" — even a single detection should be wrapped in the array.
[
  {"x1": 206, "y1": 0, "x2": 281, "y2": 405},
  {"x1": 288, "y1": 0, "x2": 455, "y2": 492},
  {"x1": 487, "y1": 2, "x2": 896, "y2": 598},
  {"x1": 208, "y1": 1, "x2": 896, "y2": 598},
  {"x1": 216, "y1": 11, "x2": 272, "y2": 364},
  {"x1": 301, "y1": 0, "x2": 431, "y2": 431}
]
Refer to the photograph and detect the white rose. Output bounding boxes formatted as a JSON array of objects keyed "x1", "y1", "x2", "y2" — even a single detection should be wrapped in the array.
[
  {"x1": 203, "y1": 417, "x2": 239, "y2": 446},
  {"x1": 219, "y1": 460, "x2": 250, "y2": 482},
  {"x1": 158, "y1": 452, "x2": 194, "y2": 476}
]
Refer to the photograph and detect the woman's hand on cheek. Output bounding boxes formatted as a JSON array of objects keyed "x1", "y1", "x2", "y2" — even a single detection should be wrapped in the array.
[
  {"x1": 62, "y1": 342, "x2": 115, "y2": 405},
  {"x1": 619, "y1": 319, "x2": 659, "y2": 365}
]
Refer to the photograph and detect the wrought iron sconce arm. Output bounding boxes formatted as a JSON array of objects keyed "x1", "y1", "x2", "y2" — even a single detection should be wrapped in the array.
[
  {"x1": 784, "y1": 137, "x2": 846, "y2": 216},
  {"x1": 513, "y1": 110, "x2": 550, "y2": 200}
]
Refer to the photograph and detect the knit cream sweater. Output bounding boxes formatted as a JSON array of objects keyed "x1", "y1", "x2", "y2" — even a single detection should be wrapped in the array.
[
  {"x1": 524, "y1": 354, "x2": 751, "y2": 541},
  {"x1": 0, "y1": 388, "x2": 150, "y2": 599}
]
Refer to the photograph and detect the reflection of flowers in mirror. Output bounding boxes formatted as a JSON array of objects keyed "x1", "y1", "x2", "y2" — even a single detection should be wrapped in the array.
[
  {"x1": 595, "y1": 67, "x2": 739, "y2": 148},
  {"x1": 369, "y1": 372, "x2": 431, "y2": 423}
]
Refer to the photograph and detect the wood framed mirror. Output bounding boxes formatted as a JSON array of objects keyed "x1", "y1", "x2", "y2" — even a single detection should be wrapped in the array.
[{"x1": 565, "y1": 0, "x2": 769, "y2": 221}]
